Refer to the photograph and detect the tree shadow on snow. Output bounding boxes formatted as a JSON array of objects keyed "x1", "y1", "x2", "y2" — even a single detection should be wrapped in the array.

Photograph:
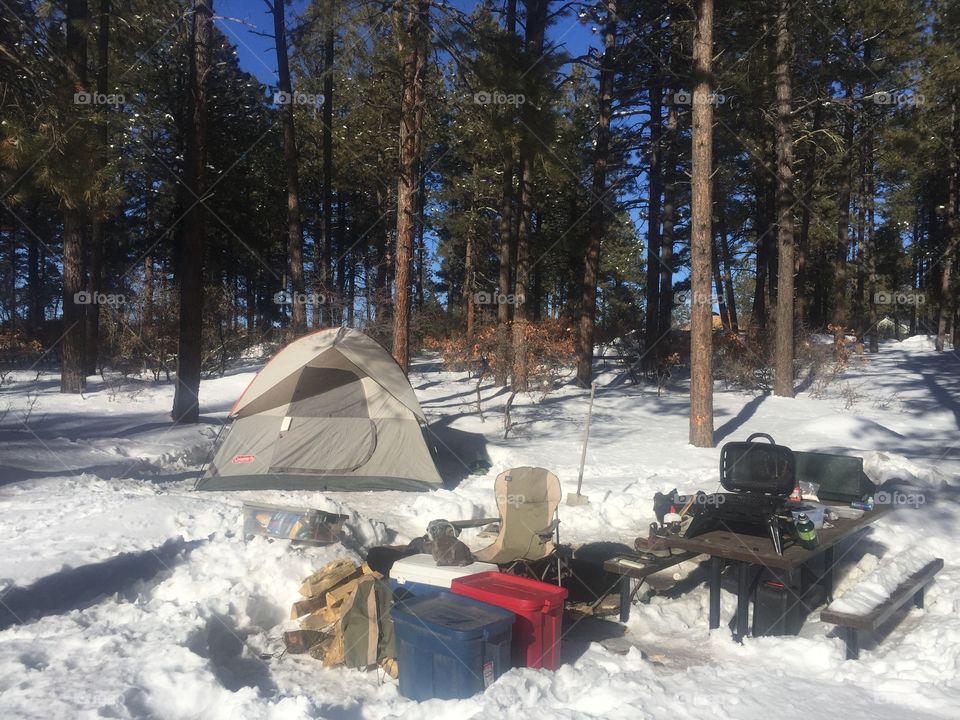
[
  {"x1": 186, "y1": 614, "x2": 278, "y2": 697},
  {"x1": 426, "y1": 416, "x2": 491, "y2": 490},
  {"x1": 0, "y1": 537, "x2": 204, "y2": 631}
]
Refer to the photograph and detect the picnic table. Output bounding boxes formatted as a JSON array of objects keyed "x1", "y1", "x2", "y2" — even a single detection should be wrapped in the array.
[{"x1": 660, "y1": 505, "x2": 894, "y2": 640}]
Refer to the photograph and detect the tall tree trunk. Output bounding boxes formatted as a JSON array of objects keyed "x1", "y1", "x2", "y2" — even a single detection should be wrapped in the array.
[
  {"x1": 512, "y1": 155, "x2": 533, "y2": 391},
  {"x1": 172, "y1": 0, "x2": 213, "y2": 423},
  {"x1": 658, "y1": 95, "x2": 678, "y2": 348},
  {"x1": 576, "y1": 0, "x2": 615, "y2": 388},
  {"x1": 644, "y1": 84, "x2": 663, "y2": 364},
  {"x1": 795, "y1": 101, "x2": 821, "y2": 328},
  {"x1": 28, "y1": 223, "x2": 43, "y2": 336},
  {"x1": 376, "y1": 184, "x2": 393, "y2": 323},
  {"x1": 773, "y1": 0, "x2": 795, "y2": 398},
  {"x1": 865, "y1": 141, "x2": 878, "y2": 352},
  {"x1": 83, "y1": 0, "x2": 109, "y2": 376},
  {"x1": 512, "y1": 0, "x2": 549, "y2": 392},
  {"x1": 712, "y1": 215, "x2": 729, "y2": 330},
  {"x1": 415, "y1": 171, "x2": 426, "y2": 310},
  {"x1": 493, "y1": 0, "x2": 518, "y2": 386},
  {"x1": 271, "y1": 0, "x2": 306, "y2": 335},
  {"x1": 832, "y1": 86, "x2": 855, "y2": 336},
  {"x1": 391, "y1": 0, "x2": 428, "y2": 371},
  {"x1": 61, "y1": 0, "x2": 89, "y2": 393},
  {"x1": 464, "y1": 222, "x2": 476, "y2": 345},
  {"x1": 495, "y1": 165, "x2": 513, "y2": 385},
  {"x1": 719, "y1": 229, "x2": 738, "y2": 332},
  {"x1": 937, "y1": 100, "x2": 958, "y2": 352},
  {"x1": 689, "y1": 0, "x2": 715, "y2": 447},
  {"x1": 320, "y1": 10, "x2": 335, "y2": 327},
  {"x1": 751, "y1": 183, "x2": 768, "y2": 328},
  {"x1": 143, "y1": 253, "x2": 154, "y2": 331}
]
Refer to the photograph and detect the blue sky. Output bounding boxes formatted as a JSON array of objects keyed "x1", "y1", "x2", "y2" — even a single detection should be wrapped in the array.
[
  {"x1": 211, "y1": 1, "x2": 664, "y2": 304},
  {"x1": 216, "y1": 0, "x2": 599, "y2": 86}
]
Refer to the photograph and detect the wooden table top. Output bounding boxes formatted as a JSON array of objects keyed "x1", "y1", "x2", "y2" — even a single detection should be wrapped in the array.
[{"x1": 659, "y1": 504, "x2": 894, "y2": 569}]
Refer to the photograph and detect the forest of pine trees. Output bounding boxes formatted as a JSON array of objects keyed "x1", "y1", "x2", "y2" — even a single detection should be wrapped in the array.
[{"x1": 1, "y1": 0, "x2": 958, "y2": 446}]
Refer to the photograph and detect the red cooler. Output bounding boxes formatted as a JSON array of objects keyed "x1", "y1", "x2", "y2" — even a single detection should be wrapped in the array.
[{"x1": 451, "y1": 571, "x2": 567, "y2": 670}]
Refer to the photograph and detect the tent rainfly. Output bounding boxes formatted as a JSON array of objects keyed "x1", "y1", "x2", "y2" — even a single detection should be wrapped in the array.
[{"x1": 196, "y1": 328, "x2": 442, "y2": 492}]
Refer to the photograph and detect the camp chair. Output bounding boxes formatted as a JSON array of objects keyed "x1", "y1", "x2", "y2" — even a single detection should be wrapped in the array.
[{"x1": 468, "y1": 466, "x2": 567, "y2": 583}]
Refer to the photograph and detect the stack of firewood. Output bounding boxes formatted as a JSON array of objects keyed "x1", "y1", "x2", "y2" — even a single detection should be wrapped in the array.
[{"x1": 282, "y1": 558, "x2": 398, "y2": 678}]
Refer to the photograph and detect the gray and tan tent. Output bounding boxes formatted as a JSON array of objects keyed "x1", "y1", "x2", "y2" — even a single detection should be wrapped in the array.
[{"x1": 197, "y1": 328, "x2": 442, "y2": 492}]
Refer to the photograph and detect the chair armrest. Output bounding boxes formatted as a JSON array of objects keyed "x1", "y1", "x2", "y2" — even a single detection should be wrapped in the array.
[{"x1": 534, "y1": 518, "x2": 560, "y2": 541}]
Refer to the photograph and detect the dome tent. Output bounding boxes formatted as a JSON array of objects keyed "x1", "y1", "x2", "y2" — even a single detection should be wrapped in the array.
[{"x1": 196, "y1": 327, "x2": 442, "y2": 492}]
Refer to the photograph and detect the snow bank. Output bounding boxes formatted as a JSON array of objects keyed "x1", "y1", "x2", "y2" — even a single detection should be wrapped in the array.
[{"x1": 827, "y1": 550, "x2": 937, "y2": 615}]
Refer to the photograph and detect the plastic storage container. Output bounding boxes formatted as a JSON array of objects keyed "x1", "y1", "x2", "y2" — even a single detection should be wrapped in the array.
[
  {"x1": 451, "y1": 571, "x2": 567, "y2": 670},
  {"x1": 390, "y1": 553, "x2": 498, "y2": 598},
  {"x1": 391, "y1": 591, "x2": 514, "y2": 701},
  {"x1": 241, "y1": 502, "x2": 347, "y2": 545}
]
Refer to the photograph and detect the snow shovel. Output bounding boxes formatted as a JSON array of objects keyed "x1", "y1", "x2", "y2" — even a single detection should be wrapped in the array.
[{"x1": 567, "y1": 382, "x2": 596, "y2": 506}]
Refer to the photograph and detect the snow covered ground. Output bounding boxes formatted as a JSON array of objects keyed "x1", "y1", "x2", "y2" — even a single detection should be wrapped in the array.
[{"x1": 0, "y1": 336, "x2": 958, "y2": 719}]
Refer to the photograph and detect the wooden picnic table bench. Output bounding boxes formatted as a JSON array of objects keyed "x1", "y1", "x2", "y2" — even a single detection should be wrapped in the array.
[
  {"x1": 601, "y1": 548, "x2": 699, "y2": 621},
  {"x1": 820, "y1": 557, "x2": 943, "y2": 659},
  {"x1": 659, "y1": 505, "x2": 894, "y2": 640}
]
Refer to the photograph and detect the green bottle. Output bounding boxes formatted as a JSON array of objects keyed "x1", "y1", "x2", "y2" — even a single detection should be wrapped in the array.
[{"x1": 796, "y1": 513, "x2": 818, "y2": 550}]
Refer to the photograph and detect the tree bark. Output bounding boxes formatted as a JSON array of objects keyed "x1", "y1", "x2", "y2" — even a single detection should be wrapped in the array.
[
  {"x1": 415, "y1": 170, "x2": 426, "y2": 310},
  {"x1": 512, "y1": 0, "x2": 549, "y2": 392},
  {"x1": 712, "y1": 220, "x2": 729, "y2": 330},
  {"x1": 937, "y1": 99, "x2": 958, "y2": 352},
  {"x1": 83, "y1": 0, "x2": 109, "y2": 376},
  {"x1": 576, "y1": 0, "x2": 615, "y2": 388},
  {"x1": 718, "y1": 212, "x2": 738, "y2": 331},
  {"x1": 320, "y1": 10, "x2": 335, "y2": 326},
  {"x1": 271, "y1": 0, "x2": 306, "y2": 335},
  {"x1": 773, "y1": 0, "x2": 795, "y2": 398},
  {"x1": 658, "y1": 94, "x2": 678, "y2": 349},
  {"x1": 865, "y1": 141, "x2": 878, "y2": 352},
  {"x1": 689, "y1": 0, "x2": 715, "y2": 447},
  {"x1": 172, "y1": 0, "x2": 213, "y2": 423},
  {"x1": 795, "y1": 101, "x2": 821, "y2": 328},
  {"x1": 512, "y1": 154, "x2": 533, "y2": 391},
  {"x1": 464, "y1": 217, "x2": 475, "y2": 345},
  {"x1": 60, "y1": 0, "x2": 89, "y2": 393},
  {"x1": 644, "y1": 84, "x2": 663, "y2": 364},
  {"x1": 832, "y1": 85, "x2": 855, "y2": 336},
  {"x1": 27, "y1": 228, "x2": 43, "y2": 335},
  {"x1": 391, "y1": 0, "x2": 428, "y2": 372}
]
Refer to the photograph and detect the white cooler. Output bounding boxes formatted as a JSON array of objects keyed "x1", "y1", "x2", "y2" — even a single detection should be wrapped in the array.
[{"x1": 390, "y1": 553, "x2": 498, "y2": 597}]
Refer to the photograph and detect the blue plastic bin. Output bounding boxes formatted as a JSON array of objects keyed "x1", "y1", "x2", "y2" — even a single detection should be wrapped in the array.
[{"x1": 391, "y1": 591, "x2": 514, "y2": 701}]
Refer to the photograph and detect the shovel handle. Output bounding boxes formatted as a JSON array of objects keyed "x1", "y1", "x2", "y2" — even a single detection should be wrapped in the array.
[{"x1": 575, "y1": 383, "x2": 596, "y2": 497}]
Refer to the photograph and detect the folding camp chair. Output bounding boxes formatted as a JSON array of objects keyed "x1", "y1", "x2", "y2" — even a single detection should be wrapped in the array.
[{"x1": 467, "y1": 466, "x2": 569, "y2": 584}]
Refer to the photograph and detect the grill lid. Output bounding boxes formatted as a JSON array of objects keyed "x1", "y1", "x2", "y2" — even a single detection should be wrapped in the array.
[{"x1": 719, "y1": 432, "x2": 796, "y2": 497}]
